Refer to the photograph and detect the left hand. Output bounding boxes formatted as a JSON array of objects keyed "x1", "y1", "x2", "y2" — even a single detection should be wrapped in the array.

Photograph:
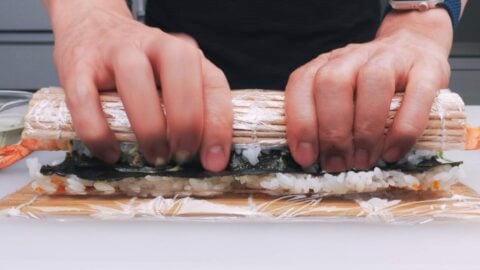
[{"x1": 285, "y1": 9, "x2": 453, "y2": 172}]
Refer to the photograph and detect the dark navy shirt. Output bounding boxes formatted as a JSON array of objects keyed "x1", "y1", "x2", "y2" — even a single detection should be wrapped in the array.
[{"x1": 146, "y1": 0, "x2": 381, "y2": 89}]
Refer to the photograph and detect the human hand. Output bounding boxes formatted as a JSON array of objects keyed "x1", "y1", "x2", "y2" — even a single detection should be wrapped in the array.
[
  {"x1": 44, "y1": 0, "x2": 232, "y2": 171},
  {"x1": 285, "y1": 9, "x2": 453, "y2": 172}
]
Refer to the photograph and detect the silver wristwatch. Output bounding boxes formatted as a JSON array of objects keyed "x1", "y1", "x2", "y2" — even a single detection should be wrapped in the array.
[{"x1": 389, "y1": 0, "x2": 445, "y2": 11}]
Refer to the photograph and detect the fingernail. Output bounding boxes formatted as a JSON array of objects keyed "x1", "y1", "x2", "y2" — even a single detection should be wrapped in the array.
[
  {"x1": 325, "y1": 155, "x2": 346, "y2": 172},
  {"x1": 205, "y1": 145, "x2": 226, "y2": 172},
  {"x1": 354, "y1": 149, "x2": 369, "y2": 169},
  {"x1": 154, "y1": 157, "x2": 166, "y2": 167},
  {"x1": 384, "y1": 147, "x2": 401, "y2": 162},
  {"x1": 175, "y1": 150, "x2": 191, "y2": 163},
  {"x1": 296, "y1": 142, "x2": 316, "y2": 166}
]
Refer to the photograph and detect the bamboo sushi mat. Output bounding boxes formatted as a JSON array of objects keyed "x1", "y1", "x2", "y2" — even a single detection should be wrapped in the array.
[{"x1": 2, "y1": 182, "x2": 480, "y2": 223}]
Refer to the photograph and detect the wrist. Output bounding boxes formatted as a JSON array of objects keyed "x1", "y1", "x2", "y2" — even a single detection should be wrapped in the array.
[
  {"x1": 43, "y1": 0, "x2": 132, "y2": 34},
  {"x1": 377, "y1": 8, "x2": 453, "y2": 56}
]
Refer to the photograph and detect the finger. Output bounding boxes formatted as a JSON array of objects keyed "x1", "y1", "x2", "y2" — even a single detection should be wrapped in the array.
[
  {"x1": 63, "y1": 63, "x2": 120, "y2": 163},
  {"x1": 353, "y1": 51, "x2": 409, "y2": 169},
  {"x1": 111, "y1": 48, "x2": 169, "y2": 165},
  {"x1": 285, "y1": 54, "x2": 329, "y2": 167},
  {"x1": 314, "y1": 52, "x2": 370, "y2": 172},
  {"x1": 382, "y1": 60, "x2": 447, "y2": 162},
  {"x1": 328, "y1": 43, "x2": 363, "y2": 61},
  {"x1": 170, "y1": 33, "x2": 199, "y2": 48},
  {"x1": 199, "y1": 58, "x2": 232, "y2": 172},
  {"x1": 148, "y1": 37, "x2": 204, "y2": 163}
]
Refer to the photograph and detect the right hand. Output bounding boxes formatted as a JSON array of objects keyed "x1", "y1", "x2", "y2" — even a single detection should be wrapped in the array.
[{"x1": 50, "y1": 3, "x2": 232, "y2": 171}]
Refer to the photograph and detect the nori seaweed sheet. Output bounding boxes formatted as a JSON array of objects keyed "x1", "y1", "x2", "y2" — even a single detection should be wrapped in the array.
[{"x1": 40, "y1": 146, "x2": 462, "y2": 181}]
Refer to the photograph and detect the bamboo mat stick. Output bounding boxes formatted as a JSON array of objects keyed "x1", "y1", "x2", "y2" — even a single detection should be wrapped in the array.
[
  {"x1": 23, "y1": 87, "x2": 466, "y2": 151},
  {"x1": 24, "y1": 124, "x2": 466, "y2": 141}
]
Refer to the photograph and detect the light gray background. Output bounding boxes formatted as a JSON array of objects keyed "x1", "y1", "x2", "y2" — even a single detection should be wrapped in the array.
[{"x1": 0, "y1": 0, "x2": 479, "y2": 103}]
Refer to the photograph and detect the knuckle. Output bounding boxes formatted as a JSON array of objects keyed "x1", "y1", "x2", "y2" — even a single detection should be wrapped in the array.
[
  {"x1": 319, "y1": 129, "x2": 352, "y2": 147},
  {"x1": 148, "y1": 28, "x2": 165, "y2": 39},
  {"x1": 362, "y1": 59, "x2": 391, "y2": 77},
  {"x1": 288, "y1": 55, "x2": 330, "y2": 87},
  {"x1": 357, "y1": 60, "x2": 392, "y2": 83},
  {"x1": 205, "y1": 94, "x2": 232, "y2": 120},
  {"x1": 204, "y1": 67, "x2": 228, "y2": 91},
  {"x1": 113, "y1": 51, "x2": 147, "y2": 70},
  {"x1": 172, "y1": 33, "x2": 199, "y2": 48},
  {"x1": 329, "y1": 44, "x2": 359, "y2": 59},
  {"x1": 204, "y1": 105, "x2": 231, "y2": 131},
  {"x1": 414, "y1": 79, "x2": 438, "y2": 95},
  {"x1": 315, "y1": 65, "x2": 344, "y2": 82},
  {"x1": 393, "y1": 122, "x2": 422, "y2": 142},
  {"x1": 355, "y1": 123, "x2": 379, "y2": 139},
  {"x1": 144, "y1": 29, "x2": 164, "y2": 49},
  {"x1": 311, "y1": 53, "x2": 331, "y2": 63},
  {"x1": 329, "y1": 48, "x2": 345, "y2": 58},
  {"x1": 69, "y1": 46, "x2": 90, "y2": 60},
  {"x1": 387, "y1": 46, "x2": 404, "y2": 57},
  {"x1": 56, "y1": 47, "x2": 94, "y2": 74},
  {"x1": 345, "y1": 43, "x2": 360, "y2": 50},
  {"x1": 163, "y1": 37, "x2": 199, "y2": 59},
  {"x1": 317, "y1": 52, "x2": 331, "y2": 61},
  {"x1": 354, "y1": 123, "x2": 383, "y2": 146},
  {"x1": 206, "y1": 62, "x2": 224, "y2": 76},
  {"x1": 290, "y1": 64, "x2": 319, "y2": 84},
  {"x1": 314, "y1": 64, "x2": 347, "y2": 87},
  {"x1": 288, "y1": 68, "x2": 305, "y2": 83},
  {"x1": 65, "y1": 87, "x2": 94, "y2": 108}
]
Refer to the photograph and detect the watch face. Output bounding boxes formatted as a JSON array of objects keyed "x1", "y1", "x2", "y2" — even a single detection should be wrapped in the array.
[{"x1": 390, "y1": 0, "x2": 444, "y2": 10}]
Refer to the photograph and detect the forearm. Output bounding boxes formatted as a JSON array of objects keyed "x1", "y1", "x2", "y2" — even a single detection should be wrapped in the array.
[
  {"x1": 42, "y1": 0, "x2": 132, "y2": 34},
  {"x1": 377, "y1": 0, "x2": 468, "y2": 56},
  {"x1": 377, "y1": 9, "x2": 453, "y2": 56}
]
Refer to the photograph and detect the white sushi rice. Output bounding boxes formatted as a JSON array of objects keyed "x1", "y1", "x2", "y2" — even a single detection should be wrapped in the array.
[
  {"x1": 27, "y1": 157, "x2": 464, "y2": 197},
  {"x1": 240, "y1": 144, "x2": 262, "y2": 165}
]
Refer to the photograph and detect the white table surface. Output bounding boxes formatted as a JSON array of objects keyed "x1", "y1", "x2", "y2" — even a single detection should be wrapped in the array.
[{"x1": 0, "y1": 107, "x2": 479, "y2": 270}]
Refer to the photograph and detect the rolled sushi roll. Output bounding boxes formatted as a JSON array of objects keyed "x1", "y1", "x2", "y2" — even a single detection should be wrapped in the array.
[
  {"x1": 0, "y1": 87, "x2": 474, "y2": 197},
  {"x1": 28, "y1": 141, "x2": 464, "y2": 197}
]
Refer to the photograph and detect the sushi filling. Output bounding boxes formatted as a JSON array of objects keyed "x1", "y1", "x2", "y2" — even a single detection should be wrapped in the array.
[
  {"x1": 27, "y1": 141, "x2": 464, "y2": 197},
  {"x1": 39, "y1": 141, "x2": 462, "y2": 181}
]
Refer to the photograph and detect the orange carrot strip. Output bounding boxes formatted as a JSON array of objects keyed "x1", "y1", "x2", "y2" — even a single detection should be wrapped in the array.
[
  {"x1": 411, "y1": 184, "x2": 423, "y2": 191},
  {"x1": 50, "y1": 177, "x2": 64, "y2": 185},
  {"x1": 56, "y1": 185, "x2": 66, "y2": 193},
  {"x1": 0, "y1": 144, "x2": 32, "y2": 170},
  {"x1": 432, "y1": 180, "x2": 440, "y2": 191},
  {"x1": 465, "y1": 126, "x2": 480, "y2": 150}
]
